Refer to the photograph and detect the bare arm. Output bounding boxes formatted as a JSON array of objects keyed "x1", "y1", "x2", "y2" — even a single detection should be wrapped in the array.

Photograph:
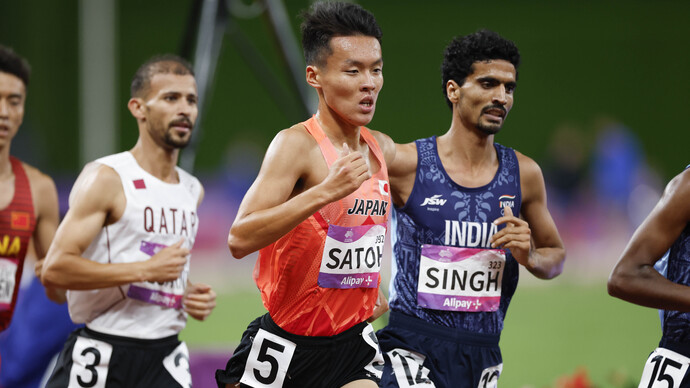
[
  {"x1": 369, "y1": 131, "x2": 417, "y2": 208},
  {"x1": 41, "y1": 163, "x2": 189, "y2": 290},
  {"x1": 26, "y1": 167, "x2": 64, "y2": 302},
  {"x1": 608, "y1": 170, "x2": 690, "y2": 310},
  {"x1": 491, "y1": 154, "x2": 565, "y2": 279},
  {"x1": 228, "y1": 127, "x2": 370, "y2": 258}
]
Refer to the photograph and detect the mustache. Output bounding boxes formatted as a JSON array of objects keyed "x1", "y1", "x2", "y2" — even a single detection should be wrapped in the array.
[
  {"x1": 481, "y1": 105, "x2": 507, "y2": 116},
  {"x1": 169, "y1": 117, "x2": 193, "y2": 128}
]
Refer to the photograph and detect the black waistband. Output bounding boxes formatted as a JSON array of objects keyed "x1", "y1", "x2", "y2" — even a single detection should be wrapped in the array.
[
  {"x1": 81, "y1": 327, "x2": 180, "y2": 348},
  {"x1": 263, "y1": 314, "x2": 368, "y2": 348},
  {"x1": 660, "y1": 337, "x2": 690, "y2": 357},
  {"x1": 388, "y1": 311, "x2": 500, "y2": 346}
]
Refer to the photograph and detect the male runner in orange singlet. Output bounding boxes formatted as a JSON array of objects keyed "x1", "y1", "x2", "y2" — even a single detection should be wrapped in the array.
[{"x1": 216, "y1": 2, "x2": 395, "y2": 387}]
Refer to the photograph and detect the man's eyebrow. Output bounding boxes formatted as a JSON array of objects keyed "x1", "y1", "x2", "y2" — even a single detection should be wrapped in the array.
[
  {"x1": 476, "y1": 76, "x2": 499, "y2": 83},
  {"x1": 344, "y1": 58, "x2": 383, "y2": 66}
]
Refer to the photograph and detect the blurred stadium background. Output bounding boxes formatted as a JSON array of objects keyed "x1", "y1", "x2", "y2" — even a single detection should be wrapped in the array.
[{"x1": 3, "y1": 0, "x2": 690, "y2": 387}]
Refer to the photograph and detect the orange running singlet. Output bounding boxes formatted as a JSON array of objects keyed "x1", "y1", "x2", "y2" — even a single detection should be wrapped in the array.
[{"x1": 255, "y1": 117, "x2": 390, "y2": 336}]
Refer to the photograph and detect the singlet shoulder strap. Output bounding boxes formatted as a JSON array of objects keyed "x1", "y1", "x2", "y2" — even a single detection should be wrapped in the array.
[
  {"x1": 302, "y1": 116, "x2": 339, "y2": 165},
  {"x1": 9, "y1": 156, "x2": 33, "y2": 211},
  {"x1": 360, "y1": 127, "x2": 386, "y2": 173}
]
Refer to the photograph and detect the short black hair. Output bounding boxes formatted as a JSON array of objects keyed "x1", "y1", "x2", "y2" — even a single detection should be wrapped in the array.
[
  {"x1": 441, "y1": 29, "x2": 520, "y2": 109},
  {"x1": 0, "y1": 45, "x2": 31, "y2": 87},
  {"x1": 130, "y1": 54, "x2": 194, "y2": 98},
  {"x1": 300, "y1": 1, "x2": 382, "y2": 67}
]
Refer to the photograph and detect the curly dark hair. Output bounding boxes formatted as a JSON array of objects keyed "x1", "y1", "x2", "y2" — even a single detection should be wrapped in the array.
[
  {"x1": 300, "y1": 1, "x2": 382, "y2": 67},
  {"x1": 130, "y1": 54, "x2": 194, "y2": 98},
  {"x1": 0, "y1": 45, "x2": 31, "y2": 87},
  {"x1": 441, "y1": 29, "x2": 520, "y2": 109}
]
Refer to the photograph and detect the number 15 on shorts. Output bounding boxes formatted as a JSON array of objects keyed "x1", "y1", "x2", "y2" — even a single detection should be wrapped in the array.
[
  {"x1": 241, "y1": 329, "x2": 296, "y2": 388},
  {"x1": 639, "y1": 348, "x2": 690, "y2": 388}
]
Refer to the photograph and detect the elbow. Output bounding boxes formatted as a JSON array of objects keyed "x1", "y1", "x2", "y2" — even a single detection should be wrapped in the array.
[
  {"x1": 227, "y1": 233, "x2": 250, "y2": 259},
  {"x1": 41, "y1": 265, "x2": 63, "y2": 289},
  {"x1": 607, "y1": 271, "x2": 627, "y2": 299},
  {"x1": 41, "y1": 255, "x2": 68, "y2": 289},
  {"x1": 607, "y1": 263, "x2": 635, "y2": 300}
]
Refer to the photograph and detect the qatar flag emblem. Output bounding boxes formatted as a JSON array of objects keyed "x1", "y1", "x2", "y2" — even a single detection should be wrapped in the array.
[{"x1": 379, "y1": 180, "x2": 389, "y2": 196}]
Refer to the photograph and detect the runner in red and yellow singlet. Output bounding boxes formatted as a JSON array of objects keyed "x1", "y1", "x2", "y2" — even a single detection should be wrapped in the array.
[{"x1": 0, "y1": 45, "x2": 61, "y2": 375}]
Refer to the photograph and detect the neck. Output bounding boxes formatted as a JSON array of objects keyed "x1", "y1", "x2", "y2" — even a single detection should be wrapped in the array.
[
  {"x1": 439, "y1": 115, "x2": 495, "y2": 166},
  {"x1": 0, "y1": 145, "x2": 12, "y2": 180},
  {"x1": 315, "y1": 110, "x2": 362, "y2": 151},
  {"x1": 129, "y1": 138, "x2": 180, "y2": 183}
]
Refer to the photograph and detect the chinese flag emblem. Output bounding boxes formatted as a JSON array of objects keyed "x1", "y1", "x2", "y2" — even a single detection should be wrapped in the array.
[{"x1": 11, "y1": 212, "x2": 30, "y2": 230}]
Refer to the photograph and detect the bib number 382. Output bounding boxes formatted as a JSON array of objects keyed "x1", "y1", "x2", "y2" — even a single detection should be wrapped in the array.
[
  {"x1": 240, "y1": 329, "x2": 296, "y2": 388},
  {"x1": 639, "y1": 348, "x2": 690, "y2": 388}
]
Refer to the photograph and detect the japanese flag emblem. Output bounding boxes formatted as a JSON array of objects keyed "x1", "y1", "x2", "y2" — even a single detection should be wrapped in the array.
[{"x1": 379, "y1": 180, "x2": 389, "y2": 196}]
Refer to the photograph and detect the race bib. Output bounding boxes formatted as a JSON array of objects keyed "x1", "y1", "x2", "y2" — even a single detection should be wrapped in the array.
[
  {"x1": 0, "y1": 257, "x2": 18, "y2": 308},
  {"x1": 639, "y1": 347, "x2": 690, "y2": 388},
  {"x1": 417, "y1": 245, "x2": 505, "y2": 312},
  {"x1": 240, "y1": 328, "x2": 296, "y2": 388},
  {"x1": 387, "y1": 348, "x2": 435, "y2": 387},
  {"x1": 362, "y1": 323, "x2": 385, "y2": 380},
  {"x1": 68, "y1": 336, "x2": 113, "y2": 388},
  {"x1": 478, "y1": 364, "x2": 502, "y2": 388},
  {"x1": 163, "y1": 342, "x2": 192, "y2": 388},
  {"x1": 127, "y1": 241, "x2": 187, "y2": 309},
  {"x1": 318, "y1": 223, "x2": 386, "y2": 289}
]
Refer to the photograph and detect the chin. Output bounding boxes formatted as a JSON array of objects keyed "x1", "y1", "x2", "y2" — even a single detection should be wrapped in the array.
[{"x1": 477, "y1": 123, "x2": 502, "y2": 135}]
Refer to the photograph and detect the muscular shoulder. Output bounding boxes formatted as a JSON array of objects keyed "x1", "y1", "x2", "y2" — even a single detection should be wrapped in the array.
[
  {"x1": 265, "y1": 124, "x2": 321, "y2": 173},
  {"x1": 21, "y1": 162, "x2": 57, "y2": 200},
  {"x1": 515, "y1": 150, "x2": 544, "y2": 184},
  {"x1": 514, "y1": 150, "x2": 547, "y2": 205},
  {"x1": 68, "y1": 161, "x2": 125, "y2": 219},
  {"x1": 661, "y1": 168, "x2": 690, "y2": 217},
  {"x1": 389, "y1": 141, "x2": 418, "y2": 178},
  {"x1": 21, "y1": 162, "x2": 59, "y2": 217}
]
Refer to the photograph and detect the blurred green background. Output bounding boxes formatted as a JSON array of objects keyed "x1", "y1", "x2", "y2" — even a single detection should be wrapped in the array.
[
  {"x1": 2, "y1": 0, "x2": 690, "y2": 179},
  {"x1": 2, "y1": 1, "x2": 686, "y2": 387}
]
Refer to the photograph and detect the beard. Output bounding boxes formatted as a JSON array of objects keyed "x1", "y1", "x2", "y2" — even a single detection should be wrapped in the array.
[
  {"x1": 163, "y1": 117, "x2": 193, "y2": 149},
  {"x1": 477, "y1": 121, "x2": 502, "y2": 135},
  {"x1": 476, "y1": 105, "x2": 507, "y2": 135}
]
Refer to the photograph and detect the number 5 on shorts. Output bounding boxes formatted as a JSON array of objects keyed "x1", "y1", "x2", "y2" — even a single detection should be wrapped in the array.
[
  {"x1": 639, "y1": 348, "x2": 690, "y2": 388},
  {"x1": 240, "y1": 329, "x2": 296, "y2": 388}
]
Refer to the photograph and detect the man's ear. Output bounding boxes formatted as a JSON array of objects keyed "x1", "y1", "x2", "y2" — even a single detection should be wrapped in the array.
[
  {"x1": 446, "y1": 80, "x2": 461, "y2": 105},
  {"x1": 306, "y1": 65, "x2": 321, "y2": 89},
  {"x1": 127, "y1": 97, "x2": 145, "y2": 121}
]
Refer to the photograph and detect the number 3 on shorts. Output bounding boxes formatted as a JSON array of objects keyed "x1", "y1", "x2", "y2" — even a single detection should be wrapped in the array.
[
  {"x1": 240, "y1": 329, "x2": 296, "y2": 388},
  {"x1": 68, "y1": 337, "x2": 113, "y2": 388},
  {"x1": 639, "y1": 348, "x2": 690, "y2": 388}
]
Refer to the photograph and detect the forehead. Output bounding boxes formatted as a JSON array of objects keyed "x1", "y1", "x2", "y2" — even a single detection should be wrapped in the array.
[
  {"x1": 326, "y1": 35, "x2": 382, "y2": 65},
  {"x1": 468, "y1": 60, "x2": 516, "y2": 81},
  {"x1": 147, "y1": 73, "x2": 197, "y2": 96},
  {"x1": 0, "y1": 71, "x2": 26, "y2": 96}
]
